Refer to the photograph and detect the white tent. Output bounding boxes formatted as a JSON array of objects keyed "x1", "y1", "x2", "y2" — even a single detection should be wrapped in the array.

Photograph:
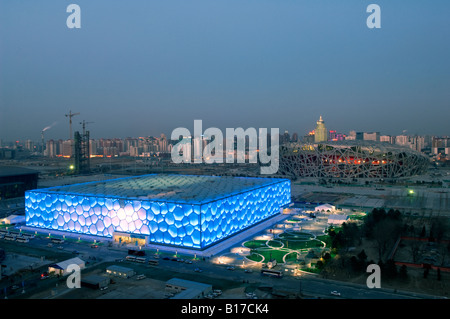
[
  {"x1": 327, "y1": 214, "x2": 348, "y2": 225},
  {"x1": 1, "y1": 214, "x2": 26, "y2": 225},
  {"x1": 315, "y1": 204, "x2": 336, "y2": 212}
]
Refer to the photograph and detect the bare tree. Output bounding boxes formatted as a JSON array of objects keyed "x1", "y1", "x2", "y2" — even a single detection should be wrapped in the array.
[
  {"x1": 373, "y1": 219, "x2": 402, "y2": 262},
  {"x1": 409, "y1": 240, "x2": 421, "y2": 263}
]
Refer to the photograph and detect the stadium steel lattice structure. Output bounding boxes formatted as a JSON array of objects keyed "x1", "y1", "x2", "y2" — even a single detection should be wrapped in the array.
[{"x1": 278, "y1": 140, "x2": 429, "y2": 179}]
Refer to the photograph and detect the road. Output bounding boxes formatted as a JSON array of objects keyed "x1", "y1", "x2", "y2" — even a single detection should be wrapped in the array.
[
  {"x1": 1, "y1": 234, "x2": 444, "y2": 299},
  {"x1": 157, "y1": 256, "x2": 440, "y2": 299}
]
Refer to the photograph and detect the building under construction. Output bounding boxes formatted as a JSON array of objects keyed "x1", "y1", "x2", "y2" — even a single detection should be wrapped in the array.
[{"x1": 73, "y1": 129, "x2": 90, "y2": 174}]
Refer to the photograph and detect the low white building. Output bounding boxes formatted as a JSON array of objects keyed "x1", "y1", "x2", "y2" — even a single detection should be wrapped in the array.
[
  {"x1": 1, "y1": 214, "x2": 26, "y2": 225},
  {"x1": 327, "y1": 214, "x2": 348, "y2": 225},
  {"x1": 315, "y1": 204, "x2": 336, "y2": 212},
  {"x1": 106, "y1": 265, "x2": 135, "y2": 278},
  {"x1": 166, "y1": 278, "x2": 212, "y2": 299},
  {"x1": 48, "y1": 257, "x2": 85, "y2": 276}
]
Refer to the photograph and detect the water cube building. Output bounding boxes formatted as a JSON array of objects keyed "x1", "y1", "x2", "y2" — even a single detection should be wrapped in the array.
[{"x1": 25, "y1": 174, "x2": 290, "y2": 249}]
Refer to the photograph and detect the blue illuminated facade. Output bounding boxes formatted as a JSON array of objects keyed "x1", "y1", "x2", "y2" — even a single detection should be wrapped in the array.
[{"x1": 25, "y1": 174, "x2": 291, "y2": 249}]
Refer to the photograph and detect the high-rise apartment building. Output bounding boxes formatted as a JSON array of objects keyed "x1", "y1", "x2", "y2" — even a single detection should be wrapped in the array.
[
  {"x1": 363, "y1": 132, "x2": 380, "y2": 142},
  {"x1": 62, "y1": 140, "x2": 73, "y2": 157},
  {"x1": 314, "y1": 116, "x2": 327, "y2": 143},
  {"x1": 380, "y1": 135, "x2": 395, "y2": 144}
]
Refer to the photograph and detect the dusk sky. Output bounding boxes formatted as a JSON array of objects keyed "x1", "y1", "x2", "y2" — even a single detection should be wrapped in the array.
[{"x1": 1, "y1": 1, "x2": 449, "y2": 141}]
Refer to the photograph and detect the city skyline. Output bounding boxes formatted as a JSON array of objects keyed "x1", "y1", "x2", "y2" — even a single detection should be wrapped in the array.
[
  {"x1": 4, "y1": 121, "x2": 447, "y2": 146},
  {"x1": 1, "y1": 1, "x2": 450, "y2": 140}
]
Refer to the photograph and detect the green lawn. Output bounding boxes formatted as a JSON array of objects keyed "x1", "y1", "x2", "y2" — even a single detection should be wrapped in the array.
[
  {"x1": 348, "y1": 214, "x2": 365, "y2": 220},
  {"x1": 244, "y1": 233, "x2": 324, "y2": 263},
  {"x1": 282, "y1": 239, "x2": 324, "y2": 250},
  {"x1": 243, "y1": 240, "x2": 268, "y2": 249},
  {"x1": 255, "y1": 249, "x2": 290, "y2": 263},
  {"x1": 267, "y1": 240, "x2": 283, "y2": 248},
  {"x1": 246, "y1": 253, "x2": 264, "y2": 262},
  {"x1": 316, "y1": 235, "x2": 332, "y2": 247}
]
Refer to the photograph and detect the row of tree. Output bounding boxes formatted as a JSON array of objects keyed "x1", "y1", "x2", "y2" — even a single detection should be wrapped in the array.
[{"x1": 326, "y1": 207, "x2": 450, "y2": 282}]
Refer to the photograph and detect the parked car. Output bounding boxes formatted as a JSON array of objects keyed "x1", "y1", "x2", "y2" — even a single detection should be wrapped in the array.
[{"x1": 331, "y1": 291, "x2": 341, "y2": 296}]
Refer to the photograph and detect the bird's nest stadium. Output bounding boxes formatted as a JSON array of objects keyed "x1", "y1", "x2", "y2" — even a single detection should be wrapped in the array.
[{"x1": 278, "y1": 141, "x2": 429, "y2": 179}]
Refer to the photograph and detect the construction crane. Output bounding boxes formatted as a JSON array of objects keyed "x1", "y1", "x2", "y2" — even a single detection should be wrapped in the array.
[
  {"x1": 80, "y1": 120, "x2": 94, "y2": 136},
  {"x1": 65, "y1": 110, "x2": 80, "y2": 140}
]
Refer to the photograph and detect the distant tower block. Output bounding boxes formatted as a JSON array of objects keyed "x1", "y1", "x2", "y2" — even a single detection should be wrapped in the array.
[{"x1": 314, "y1": 115, "x2": 327, "y2": 143}]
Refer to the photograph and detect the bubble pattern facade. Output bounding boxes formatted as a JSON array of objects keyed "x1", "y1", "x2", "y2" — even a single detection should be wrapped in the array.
[{"x1": 25, "y1": 175, "x2": 290, "y2": 249}]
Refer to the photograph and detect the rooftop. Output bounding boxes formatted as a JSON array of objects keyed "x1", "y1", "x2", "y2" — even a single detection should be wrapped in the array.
[
  {"x1": 285, "y1": 140, "x2": 427, "y2": 155},
  {"x1": 166, "y1": 277, "x2": 212, "y2": 299},
  {"x1": 106, "y1": 265, "x2": 134, "y2": 273},
  {"x1": 33, "y1": 174, "x2": 288, "y2": 204},
  {"x1": 0, "y1": 166, "x2": 39, "y2": 178},
  {"x1": 49, "y1": 257, "x2": 85, "y2": 270}
]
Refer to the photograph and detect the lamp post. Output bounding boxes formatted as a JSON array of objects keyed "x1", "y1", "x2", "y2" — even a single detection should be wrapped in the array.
[{"x1": 298, "y1": 273, "x2": 303, "y2": 297}]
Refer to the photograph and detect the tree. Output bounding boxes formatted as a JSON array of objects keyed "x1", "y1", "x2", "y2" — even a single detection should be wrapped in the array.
[
  {"x1": 316, "y1": 260, "x2": 324, "y2": 270},
  {"x1": 372, "y1": 208, "x2": 386, "y2": 223},
  {"x1": 420, "y1": 226, "x2": 426, "y2": 238},
  {"x1": 341, "y1": 222, "x2": 360, "y2": 247},
  {"x1": 328, "y1": 228, "x2": 336, "y2": 238},
  {"x1": 384, "y1": 259, "x2": 398, "y2": 279},
  {"x1": 399, "y1": 265, "x2": 408, "y2": 281},
  {"x1": 357, "y1": 249, "x2": 368, "y2": 262},
  {"x1": 373, "y1": 219, "x2": 401, "y2": 261},
  {"x1": 431, "y1": 217, "x2": 449, "y2": 243},
  {"x1": 387, "y1": 209, "x2": 401, "y2": 221},
  {"x1": 408, "y1": 224, "x2": 415, "y2": 236},
  {"x1": 331, "y1": 231, "x2": 344, "y2": 249},
  {"x1": 377, "y1": 260, "x2": 384, "y2": 275},
  {"x1": 350, "y1": 256, "x2": 362, "y2": 272},
  {"x1": 409, "y1": 240, "x2": 421, "y2": 263}
]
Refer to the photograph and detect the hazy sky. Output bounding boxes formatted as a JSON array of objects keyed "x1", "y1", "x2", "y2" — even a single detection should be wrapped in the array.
[{"x1": 1, "y1": 1, "x2": 449, "y2": 141}]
